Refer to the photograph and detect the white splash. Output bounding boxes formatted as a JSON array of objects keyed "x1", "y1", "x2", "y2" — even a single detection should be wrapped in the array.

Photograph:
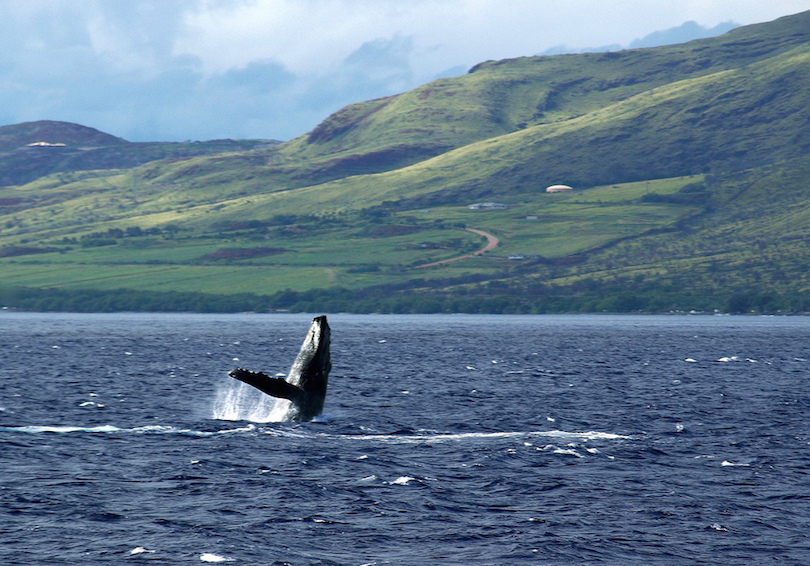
[
  {"x1": 212, "y1": 380, "x2": 283, "y2": 423},
  {"x1": 266, "y1": 397, "x2": 294, "y2": 422}
]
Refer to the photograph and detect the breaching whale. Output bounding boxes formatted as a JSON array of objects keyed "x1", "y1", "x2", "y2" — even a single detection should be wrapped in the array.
[{"x1": 229, "y1": 315, "x2": 331, "y2": 422}]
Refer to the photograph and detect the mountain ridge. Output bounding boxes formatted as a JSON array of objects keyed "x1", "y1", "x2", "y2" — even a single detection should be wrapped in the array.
[{"x1": 111, "y1": 8, "x2": 810, "y2": 202}]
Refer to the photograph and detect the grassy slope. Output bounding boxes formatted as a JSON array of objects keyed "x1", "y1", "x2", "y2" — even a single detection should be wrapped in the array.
[
  {"x1": 77, "y1": 9, "x2": 810, "y2": 202},
  {"x1": 1, "y1": 11, "x2": 810, "y2": 311}
]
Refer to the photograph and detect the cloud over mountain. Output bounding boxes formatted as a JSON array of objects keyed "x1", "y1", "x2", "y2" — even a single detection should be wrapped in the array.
[{"x1": 0, "y1": 0, "x2": 808, "y2": 142}]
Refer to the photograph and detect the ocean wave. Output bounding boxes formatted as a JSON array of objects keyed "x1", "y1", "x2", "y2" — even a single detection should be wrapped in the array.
[
  {"x1": 336, "y1": 429, "x2": 631, "y2": 443},
  {"x1": 0, "y1": 424, "x2": 256, "y2": 436},
  {"x1": 0, "y1": 424, "x2": 121, "y2": 434},
  {"x1": 0, "y1": 423, "x2": 628, "y2": 444}
]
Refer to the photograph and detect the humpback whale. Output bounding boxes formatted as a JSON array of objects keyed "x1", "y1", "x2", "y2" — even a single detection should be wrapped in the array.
[{"x1": 229, "y1": 315, "x2": 331, "y2": 422}]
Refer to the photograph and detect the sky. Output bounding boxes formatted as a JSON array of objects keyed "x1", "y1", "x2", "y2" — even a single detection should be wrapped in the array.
[{"x1": 2, "y1": 0, "x2": 809, "y2": 142}]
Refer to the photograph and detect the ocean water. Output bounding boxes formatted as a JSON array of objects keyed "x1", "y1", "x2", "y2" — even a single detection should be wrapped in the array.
[{"x1": 1, "y1": 312, "x2": 809, "y2": 565}]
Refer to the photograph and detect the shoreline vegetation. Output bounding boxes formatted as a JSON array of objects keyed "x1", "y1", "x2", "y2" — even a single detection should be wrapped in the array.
[{"x1": 2, "y1": 285, "x2": 805, "y2": 315}]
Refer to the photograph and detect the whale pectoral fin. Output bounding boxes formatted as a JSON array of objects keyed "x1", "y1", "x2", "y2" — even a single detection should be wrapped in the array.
[{"x1": 229, "y1": 368, "x2": 304, "y2": 402}]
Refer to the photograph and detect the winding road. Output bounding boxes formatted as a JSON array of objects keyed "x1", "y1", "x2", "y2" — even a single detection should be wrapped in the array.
[{"x1": 415, "y1": 228, "x2": 499, "y2": 269}]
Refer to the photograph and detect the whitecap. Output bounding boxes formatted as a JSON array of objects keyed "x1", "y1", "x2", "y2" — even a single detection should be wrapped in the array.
[
  {"x1": 540, "y1": 430, "x2": 630, "y2": 441},
  {"x1": 549, "y1": 447, "x2": 585, "y2": 458},
  {"x1": 721, "y1": 460, "x2": 749, "y2": 467},
  {"x1": 585, "y1": 447, "x2": 616, "y2": 460},
  {"x1": 340, "y1": 429, "x2": 630, "y2": 444},
  {"x1": 200, "y1": 553, "x2": 233, "y2": 563},
  {"x1": 216, "y1": 424, "x2": 256, "y2": 434},
  {"x1": 130, "y1": 425, "x2": 242, "y2": 437},
  {"x1": 131, "y1": 425, "x2": 185, "y2": 434},
  {"x1": 391, "y1": 476, "x2": 415, "y2": 485},
  {"x1": 130, "y1": 547, "x2": 156, "y2": 555},
  {"x1": 0, "y1": 425, "x2": 120, "y2": 434}
]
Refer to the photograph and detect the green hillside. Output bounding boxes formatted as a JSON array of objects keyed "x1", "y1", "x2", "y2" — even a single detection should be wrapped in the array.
[{"x1": 1, "y1": 10, "x2": 810, "y2": 313}]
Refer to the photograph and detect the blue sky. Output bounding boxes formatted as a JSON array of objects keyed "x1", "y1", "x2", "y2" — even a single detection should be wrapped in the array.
[{"x1": 2, "y1": 0, "x2": 809, "y2": 142}]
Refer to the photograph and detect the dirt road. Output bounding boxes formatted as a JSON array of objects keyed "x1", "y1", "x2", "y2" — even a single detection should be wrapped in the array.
[{"x1": 415, "y1": 228, "x2": 499, "y2": 269}]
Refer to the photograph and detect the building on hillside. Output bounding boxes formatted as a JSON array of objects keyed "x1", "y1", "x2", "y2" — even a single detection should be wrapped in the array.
[
  {"x1": 546, "y1": 184, "x2": 573, "y2": 193},
  {"x1": 467, "y1": 202, "x2": 508, "y2": 210}
]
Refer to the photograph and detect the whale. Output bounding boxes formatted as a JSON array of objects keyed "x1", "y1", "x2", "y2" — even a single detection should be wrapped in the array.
[{"x1": 229, "y1": 315, "x2": 331, "y2": 422}]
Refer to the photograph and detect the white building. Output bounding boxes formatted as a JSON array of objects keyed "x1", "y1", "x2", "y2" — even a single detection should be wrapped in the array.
[{"x1": 546, "y1": 184, "x2": 573, "y2": 193}]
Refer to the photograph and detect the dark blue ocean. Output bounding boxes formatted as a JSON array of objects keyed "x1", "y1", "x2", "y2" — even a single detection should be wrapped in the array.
[{"x1": 1, "y1": 313, "x2": 809, "y2": 565}]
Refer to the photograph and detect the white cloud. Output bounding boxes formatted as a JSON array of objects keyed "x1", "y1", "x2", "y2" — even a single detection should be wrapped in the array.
[
  {"x1": 172, "y1": 0, "x2": 810, "y2": 82},
  {"x1": 0, "y1": 0, "x2": 809, "y2": 141}
]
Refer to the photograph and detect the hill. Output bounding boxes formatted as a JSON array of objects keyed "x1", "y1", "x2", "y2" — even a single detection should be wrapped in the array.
[
  {"x1": 0, "y1": 120, "x2": 127, "y2": 150},
  {"x1": 81, "y1": 9, "x2": 809, "y2": 204},
  {"x1": 0, "y1": 120, "x2": 279, "y2": 187},
  {"x1": 1, "y1": 10, "x2": 810, "y2": 314}
]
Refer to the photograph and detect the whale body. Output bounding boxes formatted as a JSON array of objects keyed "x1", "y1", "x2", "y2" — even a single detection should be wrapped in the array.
[{"x1": 229, "y1": 315, "x2": 331, "y2": 422}]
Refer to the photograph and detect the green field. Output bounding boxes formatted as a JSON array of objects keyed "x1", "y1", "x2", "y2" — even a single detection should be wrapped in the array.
[{"x1": 0, "y1": 175, "x2": 701, "y2": 296}]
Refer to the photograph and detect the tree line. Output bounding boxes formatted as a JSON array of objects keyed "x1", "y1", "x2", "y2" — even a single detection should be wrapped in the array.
[{"x1": 3, "y1": 284, "x2": 808, "y2": 315}]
